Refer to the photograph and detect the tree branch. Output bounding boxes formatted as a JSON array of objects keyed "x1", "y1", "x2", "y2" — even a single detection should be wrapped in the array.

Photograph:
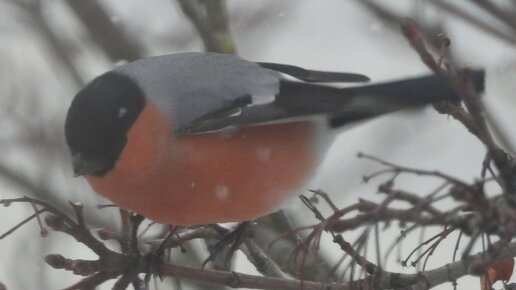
[
  {"x1": 66, "y1": 0, "x2": 143, "y2": 61},
  {"x1": 177, "y1": 0, "x2": 236, "y2": 54}
]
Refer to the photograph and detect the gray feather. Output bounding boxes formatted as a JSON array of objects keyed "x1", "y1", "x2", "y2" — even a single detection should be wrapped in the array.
[
  {"x1": 115, "y1": 52, "x2": 484, "y2": 135},
  {"x1": 116, "y1": 52, "x2": 281, "y2": 130}
]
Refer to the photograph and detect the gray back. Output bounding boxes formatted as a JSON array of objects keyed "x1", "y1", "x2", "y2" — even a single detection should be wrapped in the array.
[{"x1": 116, "y1": 52, "x2": 281, "y2": 130}]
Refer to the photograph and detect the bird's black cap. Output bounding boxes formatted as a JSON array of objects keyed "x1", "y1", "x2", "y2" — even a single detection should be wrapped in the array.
[{"x1": 64, "y1": 71, "x2": 145, "y2": 176}]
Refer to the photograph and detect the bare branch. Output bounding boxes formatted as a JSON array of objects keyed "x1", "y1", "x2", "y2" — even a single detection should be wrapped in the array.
[
  {"x1": 430, "y1": 0, "x2": 516, "y2": 48},
  {"x1": 401, "y1": 18, "x2": 516, "y2": 194},
  {"x1": 66, "y1": 0, "x2": 143, "y2": 61},
  {"x1": 8, "y1": 0, "x2": 84, "y2": 86},
  {"x1": 469, "y1": 0, "x2": 516, "y2": 33},
  {"x1": 177, "y1": 0, "x2": 236, "y2": 54}
]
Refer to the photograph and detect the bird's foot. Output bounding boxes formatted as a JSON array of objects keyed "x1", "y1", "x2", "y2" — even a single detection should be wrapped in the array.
[
  {"x1": 202, "y1": 221, "x2": 253, "y2": 269},
  {"x1": 144, "y1": 228, "x2": 175, "y2": 284}
]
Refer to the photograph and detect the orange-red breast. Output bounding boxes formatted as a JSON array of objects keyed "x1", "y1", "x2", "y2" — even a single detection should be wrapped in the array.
[{"x1": 64, "y1": 52, "x2": 485, "y2": 225}]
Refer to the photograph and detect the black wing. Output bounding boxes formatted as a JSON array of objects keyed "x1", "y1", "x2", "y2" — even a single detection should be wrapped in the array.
[
  {"x1": 257, "y1": 62, "x2": 370, "y2": 83},
  {"x1": 177, "y1": 70, "x2": 485, "y2": 135}
]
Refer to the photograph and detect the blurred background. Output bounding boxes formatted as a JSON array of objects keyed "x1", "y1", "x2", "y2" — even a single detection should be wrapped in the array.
[{"x1": 0, "y1": 0, "x2": 515, "y2": 289}]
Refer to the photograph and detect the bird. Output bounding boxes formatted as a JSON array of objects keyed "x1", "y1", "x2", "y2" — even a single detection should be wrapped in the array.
[{"x1": 64, "y1": 52, "x2": 485, "y2": 226}]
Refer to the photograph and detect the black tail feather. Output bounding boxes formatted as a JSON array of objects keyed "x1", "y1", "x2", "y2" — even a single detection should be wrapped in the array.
[
  {"x1": 178, "y1": 70, "x2": 485, "y2": 134},
  {"x1": 271, "y1": 69, "x2": 485, "y2": 129}
]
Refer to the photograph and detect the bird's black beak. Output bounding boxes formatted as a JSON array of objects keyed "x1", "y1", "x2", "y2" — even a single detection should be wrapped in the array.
[{"x1": 71, "y1": 153, "x2": 105, "y2": 177}]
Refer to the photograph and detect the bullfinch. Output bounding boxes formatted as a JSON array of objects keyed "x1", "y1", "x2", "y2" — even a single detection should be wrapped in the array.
[{"x1": 64, "y1": 52, "x2": 484, "y2": 226}]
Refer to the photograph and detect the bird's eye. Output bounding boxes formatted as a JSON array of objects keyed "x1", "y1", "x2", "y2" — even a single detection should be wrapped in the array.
[{"x1": 118, "y1": 107, "x2": 128, "y2": 118}]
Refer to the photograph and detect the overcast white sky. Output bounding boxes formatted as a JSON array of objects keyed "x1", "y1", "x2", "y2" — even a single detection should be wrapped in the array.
[{"x1": 1, "y1": 1, "x2": 515, "y2": 289}]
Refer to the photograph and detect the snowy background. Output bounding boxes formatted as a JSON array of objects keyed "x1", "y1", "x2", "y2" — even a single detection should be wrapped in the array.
[{"x1": 0, "y1": 0, "x2": 515, "y2": 289}]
